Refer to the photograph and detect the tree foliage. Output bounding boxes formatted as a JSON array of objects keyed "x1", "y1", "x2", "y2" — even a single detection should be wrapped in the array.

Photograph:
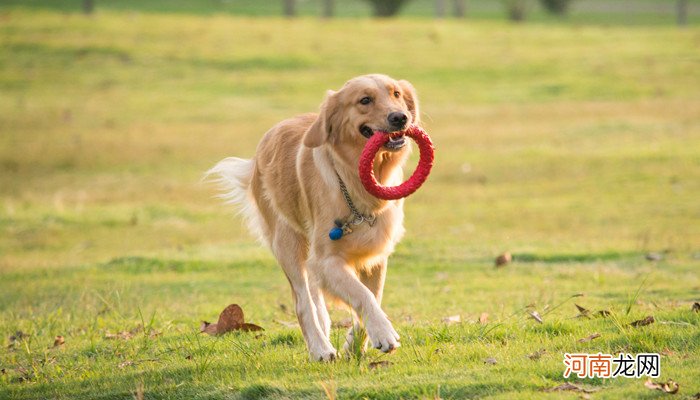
[
  {"x1": 365, "y1": 0, "x2": 412, "y2": 17},
  {"x1": 539, "y1": 0, "x2": 573, "y2": 15}
]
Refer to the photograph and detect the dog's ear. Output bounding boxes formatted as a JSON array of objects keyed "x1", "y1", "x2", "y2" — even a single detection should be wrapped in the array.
[
  {"x1": 398, "y1": 80, "x2": 420, "y2": 126},
  {"x1": 304, "y1": 90, "x2": 339, "y2": 148}
]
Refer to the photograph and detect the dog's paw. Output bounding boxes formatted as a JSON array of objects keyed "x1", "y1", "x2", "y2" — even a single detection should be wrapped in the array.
[
  {"x1": 309, "y1": 345, "x2": 337, "y2": 362},
  {"x1": 365, "y1": 317, "x2": 400, "y2": 353}
]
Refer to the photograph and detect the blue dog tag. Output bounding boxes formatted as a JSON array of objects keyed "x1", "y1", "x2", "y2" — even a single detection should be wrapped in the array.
[{"x1": 329, "y1": 227, "x2": 343, "y2": 241}]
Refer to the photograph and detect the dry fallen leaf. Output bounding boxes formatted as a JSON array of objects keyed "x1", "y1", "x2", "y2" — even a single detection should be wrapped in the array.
[
  {"x1": 529, "y1": 311, "x2": 543, "y2": 324},
  {"x1": 527, "y1": 348, "x2": 547, "y2": 360},
  {"x1": 575, "y1": 304, "x2": 591, "y2": 318},
  {"x1": 631, "y1": 315, "x2": 655, "y2": 327},
  {"x1": 597, "y1": 310, "x2": 612, "y2": 318},
  {"x1": 484, "y1": 357, "x2": 497, "y2": 365},
  {"x1": 495, "y1": 252, "x2": 512, "y2": 267},
  {"x1": 442, "y1": 315, "x2": 461, "y2": 325},
  {"x1": 644, "y1": 379, "x2": 679, "y2": 394},
  {"x1": 105, "y1": 331, "x2": 134, "y2": 340},
  {"x1": 368, "y1": 361, "x2": 392, "y2": 370},
  {"x1": 240, "y1": 323, "x2": 264, "y2": 332},
  {"x1": 478, "y1": 312, "x2": 489, "y2": 324},
  {"x1": 275, "y1": 319, "x2": 300, "y2": 328},
  {"x1": 7, "y1": 331, "x2": 29, "y2": 348},
  {"x1": 692, "y1": 302, "x2": 700, "y2": 313},
  {"x1": 133, "y1": 382, "x2": 145, "y2": 400},
  {"x1": 52, "y1": 336, "x2": 65, "y2": 348},
  {"x1": 660, "y1": 348, "x2": 675, "y2": 357},
  {"x1": 645, "y1": 252, "x2": 663, "y2": 261},
  {"x1": 544, "y1": 382, "x2": 597, "y2": 393},
  {"x1": 200, "y1": 304, "x2": 264, "y2": 336},
  {"x1": 578, "y1": 333, "x2": 601, "y2": 343}
]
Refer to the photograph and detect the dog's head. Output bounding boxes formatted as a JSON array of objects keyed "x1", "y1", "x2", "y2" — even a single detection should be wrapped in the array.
[{"x1": 303, "y1": 74, "x2": 420, "y2": 162}]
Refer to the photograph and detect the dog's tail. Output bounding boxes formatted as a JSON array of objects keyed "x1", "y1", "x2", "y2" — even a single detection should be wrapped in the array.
[{"x1": 205, "y1": 157, "x2": 267, "y2": 244}]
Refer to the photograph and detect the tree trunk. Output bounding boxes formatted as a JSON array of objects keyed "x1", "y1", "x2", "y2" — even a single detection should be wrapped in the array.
[
  {"x1": 436, "y1": 0, "x2": 446, "y2": 18},
  {"x1": 322, "y1": 0, "x2": 334, "y2": 18},
  {"x1": 506, "y1": 0, "x2": 526, "y2": 22},
  {"x1": 452, "y1": 0, "x2": 466, "y2": 17},
  {"x1": 284, "y1": 0, "x2": 296, "y2": 17},
  {"x1": 677, "y1": 0, "x2": 688, "y2": 26},
  {"x1": 82, "y1": 0, "x2": 94, "y2": 15}
]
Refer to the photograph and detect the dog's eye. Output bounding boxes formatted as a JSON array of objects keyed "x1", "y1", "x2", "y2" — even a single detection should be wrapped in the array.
[
  {"x1": 393, "y1": 91, "x2": 400, "y2": 98},
  {"x1": 359, "y1": 96, "x2": 372, "y2": 105}
]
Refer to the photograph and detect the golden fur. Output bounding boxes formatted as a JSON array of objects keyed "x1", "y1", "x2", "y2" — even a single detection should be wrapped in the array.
[{"x1": 209, "y1": 74, "x2": 420, "y2": 361}]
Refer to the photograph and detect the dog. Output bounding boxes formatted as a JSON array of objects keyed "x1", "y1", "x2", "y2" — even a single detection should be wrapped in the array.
[{"x1": 208, "y1": 74, "x2": 419, "y2": 361}]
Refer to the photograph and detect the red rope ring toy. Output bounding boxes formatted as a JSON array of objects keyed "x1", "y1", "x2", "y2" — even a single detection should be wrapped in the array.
[{"x1": 359, "y1": 125, "x2": 434, "y2": 200}]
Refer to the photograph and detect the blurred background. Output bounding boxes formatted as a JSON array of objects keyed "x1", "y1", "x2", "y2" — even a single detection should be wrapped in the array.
[{"x1": 1, "y1": 0, "x2": 697, "y2": 269}]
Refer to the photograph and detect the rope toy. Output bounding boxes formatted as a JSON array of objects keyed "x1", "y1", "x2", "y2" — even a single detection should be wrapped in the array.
[{"x1": 359, "y1": 125, "x2": 434, "y2": 200}]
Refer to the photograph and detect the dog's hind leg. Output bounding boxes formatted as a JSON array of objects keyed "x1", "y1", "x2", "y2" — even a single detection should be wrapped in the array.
[
  {"x1": 308, "y1": 277, "x2": 331, "y2": 339},
  {"x1": 272, "y1": 224, "x2": 337, "y2": 361}
]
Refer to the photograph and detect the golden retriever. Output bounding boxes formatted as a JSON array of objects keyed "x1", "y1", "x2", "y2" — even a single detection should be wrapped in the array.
[{"x1": 209, "y1": 74, "x2": 419, "y2": 361}]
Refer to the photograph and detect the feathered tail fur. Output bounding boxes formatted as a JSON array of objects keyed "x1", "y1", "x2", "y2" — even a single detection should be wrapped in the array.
[{"x1": 206, "y1": 157, "x2": 266, "y2": 244}]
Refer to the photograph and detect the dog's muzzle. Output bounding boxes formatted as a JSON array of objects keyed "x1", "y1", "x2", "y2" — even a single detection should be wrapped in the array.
[{"x1": 360, "y1": 125, "x2": 407, "y2": 151}]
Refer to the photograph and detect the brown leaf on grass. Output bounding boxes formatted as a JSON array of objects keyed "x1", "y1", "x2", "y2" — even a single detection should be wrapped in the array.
[
  {"x1": 597, "y1": 310, "x2": 612, "y2": 318},
  {"x1": 575, "y1": 304, "x2": 591, "y2": 318},
  {"x1": 644, "y1": 379, "x2": 679, "y2": 394},
  {"x1": 478, "y1": 312, "x2": 489, "y2": 324},
  {"x1": 645, "y1": 252, "x2": 663, "y2": 261},
  {"x1": 7, "y1": 330, "x2": 29, "y2": 348},
  {"x1": 484, "y1": 357, "x2": 497, "y2": 365},
  {"x1": 368, "y1": 361, "x2": 392, "y2": 370},
  {"x1": 529, "y1": 311, "x2": 543, "y2": 324},
  {"x1": 275, "y1": 319, "x2": 300, "y2": 328},
  {"x1": 1, "y1": 368, "x2": 6, "y2": 375},
  {"x1": 578, "y1": 333, "x2": 601, "y2": 343},
  {"x1": 52, "y1": 336, "x2": 65, "y2": 348},
  {"x1": 692, "y1": 302, "x2": 700, "y2": 313},
  {"x1": 199, "y1": 321, "x2": 217, "y2": 336},
  {"x1": 442, "y1": 315, "x2": 461, "y2": 325},
  {"x1": 200, "y1": 304, "x2": 264, "y2": 336},
  {"x1": 495, "y1": 252, "x2": 512, "y2": 267},
  {"x1": 105, "y1": 331, "x2": 134, "y2": 340},
  {"x1": 544, "y1": 382, "x2": 597, "y2": 393},
  {"x1": 527, "y1": 348, "x2": 547, "y2": 360},
  {"x1": 240, "y1": 323, "x2": 264, "y2": 332},
  {"x1": 133, "y1": 382, "x2": 145, "y2": 400},
  {"x1": 631, "y1": 315, "x2": 655, "y2": 327}
]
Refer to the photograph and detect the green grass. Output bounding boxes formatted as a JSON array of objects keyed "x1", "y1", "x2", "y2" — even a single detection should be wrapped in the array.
[{"x1": 1, "y1": 6, "x2": 699, "y2": 400}]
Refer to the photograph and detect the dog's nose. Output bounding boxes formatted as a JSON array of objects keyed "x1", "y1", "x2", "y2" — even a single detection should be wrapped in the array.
[{"x1": 387, "y1": 111, "x2": 408, "y2": 129}]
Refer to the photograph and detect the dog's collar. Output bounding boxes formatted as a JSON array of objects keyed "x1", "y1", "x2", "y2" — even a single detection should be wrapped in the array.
[{"x1": 328, "y1": 171, "x2": 376, "y2": 241}]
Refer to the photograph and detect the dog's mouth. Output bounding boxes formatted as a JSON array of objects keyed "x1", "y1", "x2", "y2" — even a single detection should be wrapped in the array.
[{"x1": 359, "y1": 125, "x2": 407, "y2": 151}]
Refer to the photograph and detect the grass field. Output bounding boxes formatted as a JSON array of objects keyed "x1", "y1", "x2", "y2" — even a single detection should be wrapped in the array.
[{"x1": 1, "y1": 5, "x2": 699, "y2": 400}]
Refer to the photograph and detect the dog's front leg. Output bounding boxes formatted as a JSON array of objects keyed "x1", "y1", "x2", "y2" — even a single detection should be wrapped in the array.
[
  {"x1": 343, "y1": 259, "x2": 387, "y2": 354},
  {"x1": 312, "y1": 256, "x2": 399, "y2": 353}
]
